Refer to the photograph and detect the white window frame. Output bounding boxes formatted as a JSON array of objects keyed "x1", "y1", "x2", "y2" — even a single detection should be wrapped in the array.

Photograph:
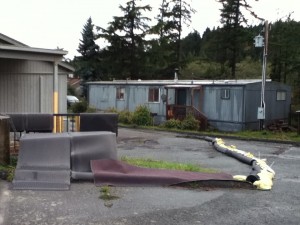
[
  {"x1": 116, "y1": 87, "x2": 125, "y2": 100},
  {"x1": 221, "y1": 89, "x2": 230, "y2": 100},
  {"x1": 148, "y1": 87, "x2": 160, "y2": 103}
]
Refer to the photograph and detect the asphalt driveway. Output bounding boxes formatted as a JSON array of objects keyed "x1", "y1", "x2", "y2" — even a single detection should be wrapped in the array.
[{"x1": 1, "y1": 128, "x2": 299, "y2": 225}]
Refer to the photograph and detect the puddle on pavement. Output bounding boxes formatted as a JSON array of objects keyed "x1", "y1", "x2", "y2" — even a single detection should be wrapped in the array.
[{"x1": 117, "y1": 137, "x2": 159, "y2": 150}]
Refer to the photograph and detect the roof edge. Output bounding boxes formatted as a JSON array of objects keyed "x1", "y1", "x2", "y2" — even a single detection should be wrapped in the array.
[
  {"x1": 86, "y1": 79, "x2": 272, "y2": 85},
  {"x1": 0, "y1": 33, "x2": 28, "y2": 47},
  {"x1": 59, "y1": 61, "x2": 75, "y2": 72},
  {"x1": 0, "y1": 45, "x2": 68, "y2": 55}
]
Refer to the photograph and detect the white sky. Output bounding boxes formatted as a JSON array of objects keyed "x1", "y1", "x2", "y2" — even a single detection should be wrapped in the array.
[{"x1": 1, "y1": 0, "x2": 299, "y2": 59}]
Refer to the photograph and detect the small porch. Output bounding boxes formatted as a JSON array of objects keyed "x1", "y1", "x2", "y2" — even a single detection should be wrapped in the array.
[{"x1": 164, "y1": 84, "x2": 208, "y2": 130}]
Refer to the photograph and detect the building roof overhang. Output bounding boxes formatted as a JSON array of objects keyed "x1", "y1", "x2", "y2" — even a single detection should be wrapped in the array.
[
  {"x1": 87, "y1": 79, "x2": 271, "y2": 86},
  {"x1": 0, "y1": 45, "x2": 68, "y2": 62},
  {"x1": 164, "y1": 84, "x2": 202, "y2": 89},
  {"x1": 0, "y1": 33, "x2": 28, "y2": 47}
]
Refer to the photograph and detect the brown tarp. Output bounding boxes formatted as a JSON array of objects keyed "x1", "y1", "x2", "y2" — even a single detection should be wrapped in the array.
[{"x1": 91, "y1": 159, "x2": 234, "y2": 187}]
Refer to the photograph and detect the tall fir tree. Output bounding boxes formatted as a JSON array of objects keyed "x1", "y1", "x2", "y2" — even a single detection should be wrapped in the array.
[
  {"x1": 217, "y1": 0, "x2": 262, "y2": 79},
  {"x1": 97, "y1": 0, "x2": 151, "y2": 79},
  {"x1": 74, "y1": 17, "x2": 101, "y2": 82},
  {"x1": 181, "y1": 30, "x2": 201, "y2": 60},
  {"x1": 268, "y1": 17, "x2": 300, "y2": 105},
  {"x1": 150, "y1": 0, "x2": 195, "y2": 77}
]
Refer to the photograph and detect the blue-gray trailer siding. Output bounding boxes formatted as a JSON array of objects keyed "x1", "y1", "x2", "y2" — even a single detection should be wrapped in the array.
[{"x1": 87, "y1": 80, "x2": 291, "y2": 131}]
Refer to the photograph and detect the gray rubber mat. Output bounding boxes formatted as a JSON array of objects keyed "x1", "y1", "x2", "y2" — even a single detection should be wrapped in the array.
[
  {"x1": 12, "y1": 133, "x2": 71, "y2": 190},
  {"x1": 70, "y1": 132, "x2": 117, "y2": 180}
]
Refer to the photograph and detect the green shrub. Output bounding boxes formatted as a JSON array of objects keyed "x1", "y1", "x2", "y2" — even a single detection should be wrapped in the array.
[
  {"x1": 70, "y1": 101, "x2": 88, "y2": 113},
  {"x1": 105, "y1": 107, "x2": 118, "y2": 113},
  {"x1": 118, "y1": 110, "x2": 133, "y2": 124},
  {"x1": 67, "y1": 84, "x2": 76, "y2": 96},
  {"x1": 181, "y1": 114, "x2": 200, "y2": 131},
  {"x1": 162, "y1": 119, "x2": 181, "y2": 129},
  {"x1": 85, "y1": 106, "x2": 97, "y2": 113},
  {"x1": 0, "y1": 156, "x2": 17, "y2": 182},
  {"x1": 132, "y1": 105, "x2": 152, "y2": 126}
]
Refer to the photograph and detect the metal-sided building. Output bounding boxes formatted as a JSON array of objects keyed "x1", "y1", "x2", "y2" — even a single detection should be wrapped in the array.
[
  {"x1": 0, "y1": 33, "x2": 74, "y2": 114},
  {"x1": 87, "y1": 79, "x2": 291, "y2": 131}
]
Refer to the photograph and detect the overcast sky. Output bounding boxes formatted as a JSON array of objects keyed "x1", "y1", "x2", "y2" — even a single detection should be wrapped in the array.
[{"x1": 1, "y1": 0, "x2": 299, "y2": 59}]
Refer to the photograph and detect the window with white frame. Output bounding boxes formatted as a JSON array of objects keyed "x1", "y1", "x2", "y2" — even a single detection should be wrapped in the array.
[
  {"x1": 116, "y1": 87, "x2": 125, "y2": 100},
  {"x1": 148, "y1": 87, "x2": 160, "y2": 103},
  {"x1": 221, "y1": 89, "x2": 230, "y2": 99},
  {"x1": 276, "y1": 91, "x2": 286, "y2": 101}
]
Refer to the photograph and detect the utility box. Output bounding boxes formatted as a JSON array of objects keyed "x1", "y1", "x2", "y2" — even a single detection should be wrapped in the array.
[
  {"x1": 257, "y1": 107, "x2": 265, "y2": 120},
  {"x1": 0, "y1": 116, "x2": 10, "y2": 165},
  {"x1": 254, "y1": 34, "x2": 264, "y2": 47}
]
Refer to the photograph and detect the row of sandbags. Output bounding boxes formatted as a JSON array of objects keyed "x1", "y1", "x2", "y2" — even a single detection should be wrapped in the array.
[{"x1": 205, "y1": 137, "x2": 275, "y2": 190}]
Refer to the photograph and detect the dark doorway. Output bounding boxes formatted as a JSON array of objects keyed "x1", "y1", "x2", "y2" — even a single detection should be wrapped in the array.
[{"x1": 176, "y1": 89, "x2": 187, "y2": 105}]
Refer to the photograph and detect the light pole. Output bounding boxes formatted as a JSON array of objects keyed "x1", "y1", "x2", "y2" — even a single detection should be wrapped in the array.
[{"x1": 254, "y1": 20, "x2": 269, "y2": 130}]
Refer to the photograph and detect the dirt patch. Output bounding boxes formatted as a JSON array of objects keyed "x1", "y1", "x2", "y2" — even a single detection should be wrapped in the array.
[
  {"x1": 174, "y1": 180, "x2": 255, "y2": 190},
  {"x1": 117, "y1": 137, "x2": 160, "y2": 150},
  {"x1": 272, "y1": 147, "x2": 287, "y2": 155}
]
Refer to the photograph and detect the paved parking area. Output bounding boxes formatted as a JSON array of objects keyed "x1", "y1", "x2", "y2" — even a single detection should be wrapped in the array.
[{"x1": 1, "y1": 128, "x2": 300, "y2": 225}]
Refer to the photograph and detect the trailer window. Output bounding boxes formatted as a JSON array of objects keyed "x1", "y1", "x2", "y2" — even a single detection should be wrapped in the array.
[
  {"x1": 116, "y1": 87, "x2": 125, "y2": 100},
  {"x1": 276, "y1": 91, "x2": 286, "y2": 101},
  {"x1": 148, "y1": 88, "x2": 160, "y2": 103}
]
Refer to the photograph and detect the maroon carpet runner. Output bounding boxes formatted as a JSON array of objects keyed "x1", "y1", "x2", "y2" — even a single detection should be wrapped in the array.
[{"x1": 91, "y1": 159, "x2": 233, "y2": 187}]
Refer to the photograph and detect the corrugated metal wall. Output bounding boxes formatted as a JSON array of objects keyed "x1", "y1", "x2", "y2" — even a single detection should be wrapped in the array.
[
  {"x1": 88, "y1": 81, "x2": 291, "y2": 131},
  {"x1": 0, "y1": 58, "x2": 67, "y2": 113},
  {"x1": 202, "y1": 85, "x2": 245, "y2": 131},
  {"x1": 244, "y1": 82, "x2": 291, "y2": 130},
  {"x1": 202, "y1": 82, "x2": 291, "y2": 131},
  {"x1": 89, "y1": 84, "x2": 167, "y2": 121}
]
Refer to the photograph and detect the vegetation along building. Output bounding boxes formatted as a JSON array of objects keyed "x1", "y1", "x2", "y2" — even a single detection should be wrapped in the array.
[
  {"x1": 87, "y1": 79, "x2": 291, "y2": 131},
  {"x1": 0, "y1": 33, "x2": 74, "y2": 114}
]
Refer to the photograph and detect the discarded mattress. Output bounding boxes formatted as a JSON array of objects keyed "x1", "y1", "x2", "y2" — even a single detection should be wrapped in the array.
[
  {"x1": 91, "y1": 159, "x2": 234, "y2": 187},
  {"x1": 13, "y1": 133, "x2": 71, "y2": 190},
  {"x1": 70, "y1": 132, "x2": 117, "y2": 180}
]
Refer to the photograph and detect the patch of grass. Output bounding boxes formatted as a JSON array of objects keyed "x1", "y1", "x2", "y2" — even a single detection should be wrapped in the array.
[
  {"x1": 127, "y1": 121, "x2": 300, "y2": 143},
  {"x1": 153, "y1": 125, "x2": 300, "y2": 143},
  {"x1": 0, "y1": 156, "x2": 18, "y2": 182},
  {"x1": 121, "y1": 156, "x2": 216, "y2": 173},
  {"x1": 99, "y1": 185, "x2": 119, "y2": 201},
  {"x1": 0, "y1": 164, "x2": 15, "y2": 182},
  {"x1": 205, "y1": 130, "x2": 300, "y2": 142}
]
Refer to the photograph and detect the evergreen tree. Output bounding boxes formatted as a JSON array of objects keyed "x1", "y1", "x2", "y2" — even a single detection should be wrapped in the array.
[
  {"x1": 97, "y1": 0, "x2": 151, "y2": 79},
  {"x1": 150, "y1": 0, "x2": 195, "y2": 77},
  {"x1": 74, "y1": 17, "x2": 101, "y2": 82},
  {"x1": 181, "y1": 30, "x2": 201, "y2": 60},
  {"x1": 269, "y1": 18, "x2": 300, "y2": 83},
  {"x1": 77, "y1": 17, "x2": 99, "y2": 59},
  {"x1": 268, "y1": 18, "x2": 300, "y2": 105},
  {"x1": 217, "y1": 0, "x2": 262, "y2": 78}
]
